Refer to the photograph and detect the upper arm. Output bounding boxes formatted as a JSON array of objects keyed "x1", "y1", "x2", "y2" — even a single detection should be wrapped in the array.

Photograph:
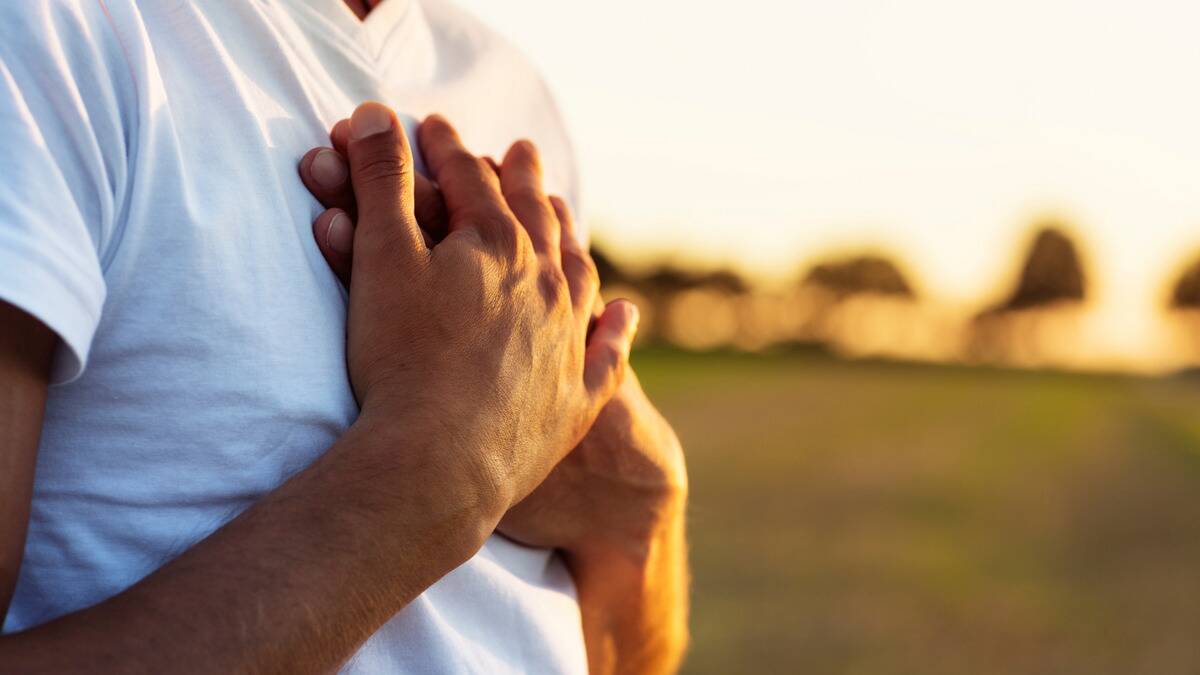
[
  {"x1": 0, "y1": 1, "x2": 132, "y2": 624},
  {"x1": 0, "y1": 302, "x2": 55, "y2": 623},
  {"x1": 0, "y1": 1, "x2": 134, "y2": 384}
]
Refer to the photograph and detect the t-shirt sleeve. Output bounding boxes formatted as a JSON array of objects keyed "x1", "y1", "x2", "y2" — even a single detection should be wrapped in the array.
[{"x1": 0, "y1": 3, "x2": 133, "y2": 384}]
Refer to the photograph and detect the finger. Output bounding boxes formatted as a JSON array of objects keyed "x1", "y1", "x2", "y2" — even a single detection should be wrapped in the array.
[
  {"x1": 304, "y1": 146, "x2": 446, "y2": 243},
  {"x1": 414, "y1": 173, "x2": 449, "y2": 242},
  {"x1": 588, "y1": 289, "x2": 605, "y2": 340},
  {"x1": 320, "y1": 113, "x2": 443, "y2": 263},
  {"x1": 314, "y1": 128, "x2": 448, "y2": 242},
  {"x1": 311, "y1": 209, "x2": 435, "y2": 288},
  {"x1": 330, "y1": 118, "x2": 351, "y2": 156},
  {"x1": 299, "y1": 147, "x2": 356, "y2": 215},
  {"x1": 584, "y1": 299, "x2": 639, "y2": 402},
  {"x1": 550, "y1": 195, "x2": 599, "y2": 328},
  {"x1": 418, "y1": 114, "x2": 515, "y2": 242},
  {"x1": 500, "y1": 140, "x2": 560, "y2": 265},
  {"x1": 549, "y1": 194, "x2": 574, "y2": 239},
  {"x1": 345, "y1": 102, "x2": 425, "y2": 259},
  {"x1": 482, "y1": 156, "x2": 500, "y2": 175},
  {"x1": 312, "y1": 208, "x2": 354, "y2": 287},
  {"x1": 328, "y1": 120, "x2": 451, "y2": 241},
  {"x1": 346, "y1": 116, "x2": 448, "y2": 240}
]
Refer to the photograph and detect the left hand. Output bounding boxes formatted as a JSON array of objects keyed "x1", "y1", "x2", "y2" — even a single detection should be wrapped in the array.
[
  {"x1": 499, "y1": 365, "x2": 686, "y2": 565},
  {"x1": 298, "y1": 118, "x2": 687, "y2": 565}
]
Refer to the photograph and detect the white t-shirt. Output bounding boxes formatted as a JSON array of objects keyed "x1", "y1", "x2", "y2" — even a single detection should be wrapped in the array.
[{"x1": 0, "y1": 1, "x2": 587, "y2": 673}]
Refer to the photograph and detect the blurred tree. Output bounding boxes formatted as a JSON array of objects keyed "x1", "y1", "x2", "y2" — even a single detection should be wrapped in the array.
[
  {"x1": 638, "y1": 266, "x2": 748, "y2": 295},
  {"x1": 587, "y1": 249, "x2": 751, "y2": 347},
  {"x1": 1168, "y1": 256, "x2": 1200, "y2": 308},
  {"x1": 992, "y1": 226, "x2": 1086, "y2": 311},
  {"x1": 588, "y1": 245, "x2": 629, "y2": 287},
  {"x1": 800, "y1": 255, "x2": 915, "y2": 298},
  {"x1": 694, "y1": 270, "x2": 748, "y2": 294},
  {"x1": 641, "y1": 266, "x2": 702, "y2": 294},
  {"x1": 968, "y1": 225, "x2": 1088, "y2": 365}
]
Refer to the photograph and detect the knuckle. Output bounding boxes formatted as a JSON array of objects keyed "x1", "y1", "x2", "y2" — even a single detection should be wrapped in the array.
[
  {"x1": 444, "y1": 226, "x2": 485, "y2": 254},
  {"x1": 480, "y1": 214, "x2": 523, "y2": 255},
  {"x1": 445, "y1": 151, "x2": 486, "y2": 180},
  {"x1": 597, "y1": 341, "x2": 623, "y2": 369},
  {"x1": 569, "y1": 253, "x2": 600, "y2": 291},
  {"x1": 356, "y1": 153, "x2": 407, "y2": 186},
  {"x1": 582, "y1": 255, "x2": 600, "y2": 284},
  {"x1": 359, "y1": 222, "x2": 420, "y2": 267},
  {"x1": 508, "y1": 185, "x2": 544, "y2": 208},
  {"x1": 511, "y1": 224, "x2": 537, "y2": 259},
  {"x1": 539, "y1": 264, "x2": 569, "y2": 299}
]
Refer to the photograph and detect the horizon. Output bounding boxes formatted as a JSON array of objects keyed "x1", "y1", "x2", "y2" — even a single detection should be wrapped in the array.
[{"x1": 454, "y1": 0, "x2": 1200, "y2": 370}]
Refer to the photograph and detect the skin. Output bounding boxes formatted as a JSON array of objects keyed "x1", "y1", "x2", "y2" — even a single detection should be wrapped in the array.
[
  {"x1": 0, "y1": 303, "x2": 54, "y2": 621},
  {"x1": 3, "y1": 1, "x2": 689, "y2": 669},
  {"x1": 299, "y1": 116, "x2": 690, "y2": 674},
  {"x1": 0, "y1": 102, "x2": 637, "y2": 672},
  {"x1": 341, "y1": 0, "x2": 381, "y2": 21}
]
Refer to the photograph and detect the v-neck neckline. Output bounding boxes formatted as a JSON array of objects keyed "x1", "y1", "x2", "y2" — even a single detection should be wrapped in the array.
[{"x1": 280, "y1": 0, "x2": 412, "y2": 63}]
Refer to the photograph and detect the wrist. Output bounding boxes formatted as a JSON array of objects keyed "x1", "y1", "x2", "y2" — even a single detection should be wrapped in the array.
[
  {"x1": 565, "y1": 485, "x2": 686, "y2": 580},
  {"x1": 327, "y1": 410, "x2": 501, "y2": 568},
  {"x1": 565, "y1": 492, "x2": 690, "y2": 675}
]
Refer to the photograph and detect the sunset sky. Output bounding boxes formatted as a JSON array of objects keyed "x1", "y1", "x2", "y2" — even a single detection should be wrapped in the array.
[{"x1": 456, "y1": 0, "x2": 1200, "y2": 365}]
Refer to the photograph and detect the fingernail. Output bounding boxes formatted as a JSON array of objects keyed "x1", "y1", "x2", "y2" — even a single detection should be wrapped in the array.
[
  {"x1": 625, "y1": 302, "x2": 640, "y2": 332},
  {"x1": 310, "y1": 150, "x2": 348, "y2": 189},
  {"x1": 350, "y1": 104, "x2": 393, "y2": 139},
  {"x1": 326, "y1": 213, "x2": 354, "y2": 255}
]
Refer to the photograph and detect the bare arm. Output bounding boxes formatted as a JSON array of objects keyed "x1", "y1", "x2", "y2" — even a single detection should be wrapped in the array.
[
  {"x1": 0, "y1": 307, "x2": 488, "y2": 673},
  {"x1": 1, "y1": 398, "x2": 490, "y2": 673},
  {"x1": 499, "y1": 367, "x2": 692, "y2": 675},
  {"x1": 570, "y1": 497, "x2": 689, "y2": 675},
  {"x1": 299, "y1": 140, "x2": 692, "y2": 674},
  {"x1": 0, "y1": 103, "x2": 633, "y2": 673},
  {"x1": 0, "y1": 302, "x2": 54, "y2": 620},
  {"x1": 0, "y1": 114, "x2": 491, "y2": 671}
]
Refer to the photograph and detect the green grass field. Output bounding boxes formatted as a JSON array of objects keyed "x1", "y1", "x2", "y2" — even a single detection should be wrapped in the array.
[{"x1": 633, "y1": 348, "x2": 1200, "y2": 675}]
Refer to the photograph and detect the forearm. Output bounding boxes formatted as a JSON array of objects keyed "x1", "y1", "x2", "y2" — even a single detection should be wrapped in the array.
[
  {"x1": 569, "y1": 494, "x2": 690, "y2": 675},
  {"x1": 0, "y1": 416, "x2": 493, "y2": 673}
]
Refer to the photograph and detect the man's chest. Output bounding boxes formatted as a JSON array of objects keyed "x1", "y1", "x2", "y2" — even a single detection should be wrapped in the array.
[{"x1": 64, "y1": 0, "x2": 577, "y2": 474}]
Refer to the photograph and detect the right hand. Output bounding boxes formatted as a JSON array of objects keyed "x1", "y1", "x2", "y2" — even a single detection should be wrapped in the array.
[{"x1": 328, "y1": 102, "x2": 634, "y2": 530}]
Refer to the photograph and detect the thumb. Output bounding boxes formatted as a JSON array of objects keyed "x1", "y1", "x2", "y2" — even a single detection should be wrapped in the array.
[
  {"x1": 345, "y1": 102, "x2": 425, "y2": 260},
  {"x1": 583, "y1": 299, "x2": 640, "y2": 403}
]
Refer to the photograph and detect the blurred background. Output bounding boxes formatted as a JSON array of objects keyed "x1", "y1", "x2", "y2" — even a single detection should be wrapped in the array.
[{"x1": 458, "y1": 2, "x2": 1200, "y2": 673}]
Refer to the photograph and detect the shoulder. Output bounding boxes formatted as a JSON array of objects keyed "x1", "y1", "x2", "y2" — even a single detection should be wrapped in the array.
[
  {"x1": 0, "y1": 0, "x2": 135, "y2": 83},
  {"x1": 0, "y1": 0, "x2": 119, "y2": 43}
]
